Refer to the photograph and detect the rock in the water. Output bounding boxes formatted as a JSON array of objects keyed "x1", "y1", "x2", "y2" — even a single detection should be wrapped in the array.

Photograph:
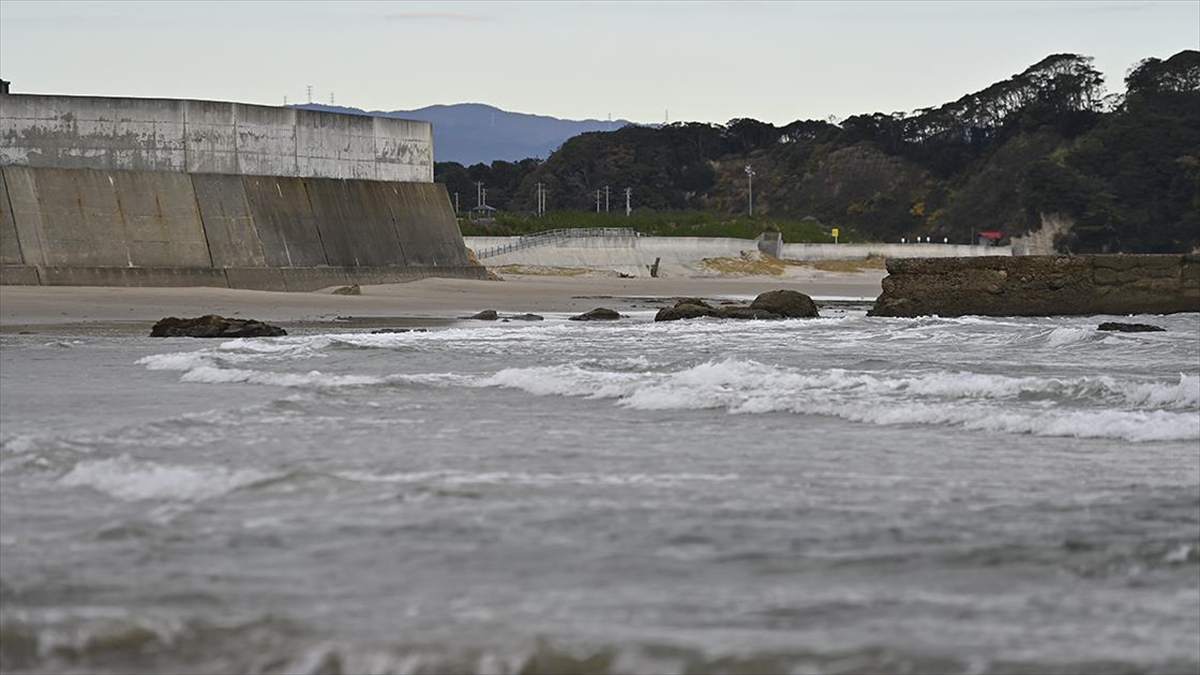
[
  {"x1": 1097, "y1": 322, "x2": 1166, "y2": 332},
  {"x1": 749, "y1": 290, "x2": 820, "y2": 318},
  {"x1": 672, "y1": 298, "x2": 717, "y2": 310},
  {"x1": 509, "y1": 313, "x2": 545, "y2": 321},
  {"x1": 655, "y1": 303, "x2": 718, "y2": 322},
  {"x1": 150, "y1": 315, "x2": 287, "y2": 338},
  {"x1": 470, "y1": 309, "x2": 499, "y2": 320},
  {"x1": 370, "y1": 328, "x2": 429, "y2": 334},
  {"x1": 654, "y1": 298, "x2": 788, "y2": 322},
  {"x1": 332, "y1": 284, "x2": 361, "y2": 295},
  {"x1": 569, "y1": 307, "x2": 622, "y2": 321}
]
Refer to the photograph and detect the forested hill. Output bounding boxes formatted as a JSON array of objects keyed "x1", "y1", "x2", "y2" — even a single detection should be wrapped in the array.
[
  {"x1": 436, "y1": 51, "x2": 1200, "y2": 254},
  {"x1": 293, "y1": 102, "x2": 636, "y2": 165}
]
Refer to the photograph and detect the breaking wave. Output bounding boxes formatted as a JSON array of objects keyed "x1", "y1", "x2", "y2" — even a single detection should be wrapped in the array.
[
  {"x1": 58, "y1": 455, "x2": 278, "y2": 502},
  {"x1": 480, "y1": 360, "x2": 1200, "y2": 442}
]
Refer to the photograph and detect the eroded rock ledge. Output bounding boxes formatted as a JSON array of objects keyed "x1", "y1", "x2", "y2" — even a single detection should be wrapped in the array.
[{"x1": 869, "y1": 254, "x2": 1200, "y2": 317}]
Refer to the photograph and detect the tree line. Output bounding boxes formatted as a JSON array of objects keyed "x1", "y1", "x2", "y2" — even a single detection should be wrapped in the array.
[{"x1": 437, "y1": 50, "x2": 1199, "y2": 254}]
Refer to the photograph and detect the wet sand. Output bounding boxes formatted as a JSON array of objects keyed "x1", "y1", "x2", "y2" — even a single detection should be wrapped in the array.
[{"x1": 0, "y1": 269, "x2": 885, "y2": 335}]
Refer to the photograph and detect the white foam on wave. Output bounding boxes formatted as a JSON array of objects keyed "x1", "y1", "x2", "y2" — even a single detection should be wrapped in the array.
[
  {"x1": 141, "y1": 346, "x2": 472, "y2": 390},
  {"x1": 179, "y1": 366, "x2": 384, "y2": 388},
  {"x1": 137, "y1": 352, "x2": 213, "y2": 371},
  {"x1": 819, "y1": 401, "x2": 1199, "y2": 443},
  {"x1": 0, "y1": 434, "x2": 40, "y2": 455},
  {"x1": 480, "y1": 358, "x2": 1200, "y2": 442},
  {"x1": 333, "y1": 469, "x2": 739, "y2": 487},
  {"x1": 58, "y1": 455, "x2": 276, "y2": 501},
  {"x1": 481, "y1": 365, "x2": 643, "y2": 399},
  {"x1": 1116, "y1": 373, "x2": 1200, "y2": 409},
  {"x1": 1045, "y1": 326, "x2": 1099, "y2": 347}
]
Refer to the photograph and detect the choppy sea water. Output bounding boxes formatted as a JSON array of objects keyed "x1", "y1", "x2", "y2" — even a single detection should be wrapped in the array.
[{"x1": 1, "y1": 305, "x2": 1198, "y2": 675}]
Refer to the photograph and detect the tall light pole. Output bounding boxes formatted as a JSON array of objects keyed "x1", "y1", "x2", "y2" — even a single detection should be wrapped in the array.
[
  {"x1": 535, "y1": 182, "x2": 544, "y2": 216},
  {"x1": 624, "y1": 187, "x2": 632, "y2": 217},
  {"x1": 604, "y1": 185, "x2": 610, "y2": 212},
  {"x1": 745, "y1": 164, "x2": 755, "y2": 216}
]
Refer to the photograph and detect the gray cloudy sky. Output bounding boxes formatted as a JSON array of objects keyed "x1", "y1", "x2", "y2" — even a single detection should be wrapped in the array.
[{"x1": 1, "y1": 0, "x2": 1197, "y2": 125}]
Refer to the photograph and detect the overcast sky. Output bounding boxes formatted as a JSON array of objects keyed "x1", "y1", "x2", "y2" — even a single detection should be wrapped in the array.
[{"x1": 1, "y1": 0, "x2": 1197, "y2": 126}]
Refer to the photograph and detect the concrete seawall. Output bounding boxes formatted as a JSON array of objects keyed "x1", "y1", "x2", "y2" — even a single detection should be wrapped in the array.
[
  {"x1": 1, "y1": 93, "x2": 484, "y2": 289},
  {"x1": 0, "y1": 94, "x2": 432, "y2": 182},
  {"x1": 1, "y1": 166, "x2": 484, "y2": 291},
  {"x1": 869, "y1": 255, "x2": 1200, "y2": 317}
]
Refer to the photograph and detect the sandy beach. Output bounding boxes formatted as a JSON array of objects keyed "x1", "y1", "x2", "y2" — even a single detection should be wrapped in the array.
[{"x1": 0, "y1": 267, "x2": 885, "y2": 334}]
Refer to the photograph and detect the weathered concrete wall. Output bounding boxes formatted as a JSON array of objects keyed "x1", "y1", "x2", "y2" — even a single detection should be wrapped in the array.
[
  {"x1": 462, "y1": 236, "x2": 1010, "y2": 277},
  {"x1": 0, "y1": 94, "x2": 433, "y2": 182},
  {"x1": 869, "y1": 255, "x2": 1200, "y2": 317},
  {"x1": 0, "y1": 94, "x2": 482, "y2": 289},
  {"x1": 0, "y1": 166, "x2": 483, "y2": 290},
  {"x1": 780, "y1": 242, "x2": 1010, "y2": 260}
]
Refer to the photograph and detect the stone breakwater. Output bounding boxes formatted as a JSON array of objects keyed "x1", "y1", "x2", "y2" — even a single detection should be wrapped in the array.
[{"x1": 869, "y1": 255, "x2": 1200, "y2": 317}]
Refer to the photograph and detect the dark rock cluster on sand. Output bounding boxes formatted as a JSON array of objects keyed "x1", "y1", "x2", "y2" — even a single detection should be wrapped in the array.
[
  {"x1": 656, "y1": 290, "x2": 820, "y2": 322},
  {"x1": 150, "y1": 315, "x2": 287, "y2": 338}
]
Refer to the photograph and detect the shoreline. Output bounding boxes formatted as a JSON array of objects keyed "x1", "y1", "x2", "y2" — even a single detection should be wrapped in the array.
[{"x1": 0, "y1": 270, "x2": 885, "y2": 335}]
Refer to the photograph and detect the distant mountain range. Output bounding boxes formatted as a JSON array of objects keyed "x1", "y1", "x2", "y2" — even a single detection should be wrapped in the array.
[{"x1": 293, "y1": 102, "x2": 640, "y2": 165}]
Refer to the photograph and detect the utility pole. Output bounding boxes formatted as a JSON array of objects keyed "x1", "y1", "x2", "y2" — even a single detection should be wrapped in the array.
[
  {"x1": 624, "y1": 187, "x2": 632, "y2": 217},
  {"x1": 306, "y1": 85, "x2": 313, "y2": 104},
  {"x1": 329, "y1": 91, "x2": 335, "y2": 105},
  {"x1": 595, "y1": 190, "x2": 601, "y2": 213},
  {"x1": 476, "y1": 182, "x2": 484, "y2": 208},
  {"x1": 745, "y1": 164, "x2": 755, "y2": 216},
  {"x1": 283, "y1": 95, "x2": 288, "y2": 106},
  {"x1": 535, "y1": 182, "x2": 546, "y2": 216},
  {"x1": 604, "y1": 185, "x2": 610, "y2": 212}
]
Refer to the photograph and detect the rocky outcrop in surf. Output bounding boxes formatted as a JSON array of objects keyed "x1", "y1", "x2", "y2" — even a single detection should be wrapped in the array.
[
  {"x1": 869, "y1": 254, "x2": 1200, "y2": 317},
  {"x1": 570, "y1": 308, "x2": 623, "y2": 321},
  {"x1": 655, "y1": 290, "x2": 820, "y2": 322},
  {"x1": 150, "y1": 315, "x2": 287, "y2": 338}
]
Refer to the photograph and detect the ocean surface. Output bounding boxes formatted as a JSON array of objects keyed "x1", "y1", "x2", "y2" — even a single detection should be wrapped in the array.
[{"x1": 1, "y1": 304, "x2": 1198, "y2": 675}]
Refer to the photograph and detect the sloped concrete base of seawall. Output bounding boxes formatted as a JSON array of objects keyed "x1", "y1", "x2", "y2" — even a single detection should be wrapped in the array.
[
  {"x1": 869, "y1": 255, "x2": 1200, "y2": 317},
  {"x1": 0, "y1": 166, "x2": 479, "y2": 289},
  {"x1": 2, "y1": 265, "x2": 487, "y2": 291}
]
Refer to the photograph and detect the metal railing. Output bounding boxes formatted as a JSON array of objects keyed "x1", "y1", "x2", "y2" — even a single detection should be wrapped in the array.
[{"x1": 474, "y1": 228, "x2": 639, "y2": 259}]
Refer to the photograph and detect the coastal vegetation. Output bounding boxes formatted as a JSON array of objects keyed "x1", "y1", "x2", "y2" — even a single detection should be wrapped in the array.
[{"x1": 444, "y1": 50, "x2": 1199, "y2": 254}]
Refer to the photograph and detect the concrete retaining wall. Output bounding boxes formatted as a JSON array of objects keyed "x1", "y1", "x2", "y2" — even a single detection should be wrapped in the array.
[
  {"x1": 462, "y1": 236, "x2": 1010, "y2": 277},
  {"x1": 869, "y1": 255, "x2": 1200, "y2": 317},
  {"x1": 0, "y1": 166, "x2": 484, "y2": 290},
  {"x1": 0, "y1": 94, "x2": 433, "y2": 182}
]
